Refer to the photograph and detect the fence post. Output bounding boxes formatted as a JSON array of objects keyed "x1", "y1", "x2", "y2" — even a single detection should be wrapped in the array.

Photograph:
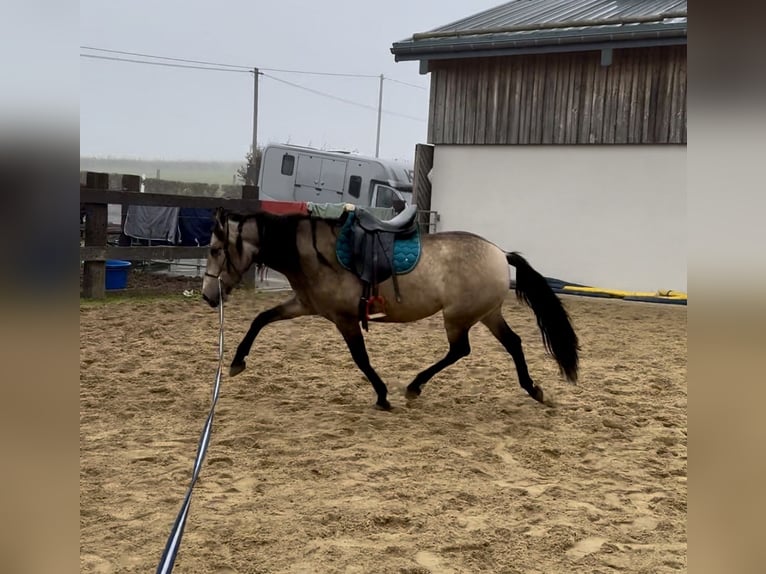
[
  {"x1": 82, "y1": 172, "x2": 109, "y2": 299},
  {"x1": 412, "y1": 143, "x2": 434, "y2": 233},
  {"x1": 240, "y1": 184, "x2": 259, "y2": 288},
  {"x1": 241, "y1": 184, "x2": 259, "y2": 200}
]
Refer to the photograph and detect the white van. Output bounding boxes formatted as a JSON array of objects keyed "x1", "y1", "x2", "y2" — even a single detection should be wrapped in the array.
[{"x1": 258, "y1": 144, "x2": 413, "y2": 209}]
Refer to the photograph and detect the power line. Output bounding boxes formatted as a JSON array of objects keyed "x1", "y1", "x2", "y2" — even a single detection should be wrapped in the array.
[
  {"x1": 81, "y1": 46, "x2": 376, "y2": 78},
  {"x1": 261, "y1": 67, "x2": 377, "y2": 79},
  {"x1": 81, "y1": 48, "x2": 427, "y2": 122},
  {"x1": 385, "y1": 77, "x2": 428, "y2": 91},
  {"x1": 261, "y1": 73, "x2": 426, "y2": 123},
  {"x1": 80, "y1": 53, "x2": 252, "y2": 74},
  {"x1": 261, "y1": 73, "x2": 378, "y2": 111},
  {"x1": 80, "y1": 45, "x2": 253, "y2": 70},
  {"x1": 80, "y1": 53, "x2": 425, "y2": 121},
  {"x1": 80, "y1": 45, "x2": 426, "y2": 86}
]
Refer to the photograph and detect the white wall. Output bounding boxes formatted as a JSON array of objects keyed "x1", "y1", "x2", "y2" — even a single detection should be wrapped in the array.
[{"x1": 430, "y1": 145, "x2": 686, "y2": 292}]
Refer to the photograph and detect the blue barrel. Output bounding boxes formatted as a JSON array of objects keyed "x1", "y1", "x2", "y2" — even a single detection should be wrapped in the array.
[{"x1": 105, "y1": 260, "x2": 132, "y2": 290}]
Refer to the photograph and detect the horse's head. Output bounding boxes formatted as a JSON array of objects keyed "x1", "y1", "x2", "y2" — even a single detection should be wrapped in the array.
[{"x1": 201, "y1": 207, "x2": 260, "y2": 307}]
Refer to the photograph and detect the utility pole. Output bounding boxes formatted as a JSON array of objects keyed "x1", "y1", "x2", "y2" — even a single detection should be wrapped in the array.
[
  {"x1": 242, "y1": 67, "x2": 261, "y2": 289},
  {"x1": 251, "y1": 67, "x2": 259, "y2": 179},
  {"x1": 375, "y1": 73, "x2": 384, "y2": 158}
]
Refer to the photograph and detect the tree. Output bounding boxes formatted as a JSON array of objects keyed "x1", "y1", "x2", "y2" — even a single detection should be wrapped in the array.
[{"x1": 237, "y1": 146, "x2": 263, "y2": 186}]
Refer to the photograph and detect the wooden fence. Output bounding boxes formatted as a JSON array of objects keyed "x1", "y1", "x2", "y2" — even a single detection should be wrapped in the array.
[
  {"x1": 79, "y1": 171, "x2": 260, "y2": 299},
  {"x1": 80, "y1": 170, "x2": 440, "y2": 299}
]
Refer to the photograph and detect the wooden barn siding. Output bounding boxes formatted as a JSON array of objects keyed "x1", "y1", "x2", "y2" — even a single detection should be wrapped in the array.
[{"x1": 427, "y1": 46, "x2": 687, "y2": 145}]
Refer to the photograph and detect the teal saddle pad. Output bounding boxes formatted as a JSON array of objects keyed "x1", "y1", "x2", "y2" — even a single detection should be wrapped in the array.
[{"x1": 335, "y1": 211, "x2": 421, "y2": 275}]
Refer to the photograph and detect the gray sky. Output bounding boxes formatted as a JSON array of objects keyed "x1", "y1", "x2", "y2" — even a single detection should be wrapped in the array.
[{"x1": 79, "y1": 0, "x2": 501, "y2": 163}]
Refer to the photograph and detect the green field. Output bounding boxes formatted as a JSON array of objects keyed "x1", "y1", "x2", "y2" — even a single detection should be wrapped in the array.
[{"x1": 80, "y1": 157, "x2": 245, "y2": 185}]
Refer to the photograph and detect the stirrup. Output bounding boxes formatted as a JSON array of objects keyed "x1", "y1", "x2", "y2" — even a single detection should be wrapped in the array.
[{"x1": 366, "y1": 295, "x2": 387, "y2": 320}]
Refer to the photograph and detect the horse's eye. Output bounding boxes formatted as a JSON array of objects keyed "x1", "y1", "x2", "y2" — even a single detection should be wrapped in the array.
[{"x1": 210, "y1": 247, "x2": 221, "y2": 257}]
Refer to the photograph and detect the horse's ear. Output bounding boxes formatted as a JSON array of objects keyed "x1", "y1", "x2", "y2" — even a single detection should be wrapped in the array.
[{"x1": 214, "y1": 207, "x2": 227, "y2": 227}]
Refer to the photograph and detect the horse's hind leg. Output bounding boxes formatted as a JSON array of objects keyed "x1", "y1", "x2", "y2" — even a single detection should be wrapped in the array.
[
  {"x1": 336, "y1": 318, "x2": 392, "y2": 411},
  {"x1": 230, "y1": 296, "x2": 311, "y2": 376},
  {"x1": 481, "y1": 309, "x2": 547, "y2": 405},
  {"x1": 405, "y1": 323, "x2": 471, "y2": 399}
]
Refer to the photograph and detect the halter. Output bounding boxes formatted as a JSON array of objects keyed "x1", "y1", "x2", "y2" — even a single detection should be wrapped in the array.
[{"x1": 204, "y1": 214, "x2": 239, "y2": 281}]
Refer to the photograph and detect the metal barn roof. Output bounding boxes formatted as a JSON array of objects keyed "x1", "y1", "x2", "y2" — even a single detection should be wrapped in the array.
[{"x1": 391, "y1": 0, "x2": 687, "y2": 62}]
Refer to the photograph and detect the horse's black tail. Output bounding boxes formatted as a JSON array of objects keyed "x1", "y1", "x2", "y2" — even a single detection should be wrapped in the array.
[{"x1": 506, "y1": 252, "x2": 579, "y2": 383}]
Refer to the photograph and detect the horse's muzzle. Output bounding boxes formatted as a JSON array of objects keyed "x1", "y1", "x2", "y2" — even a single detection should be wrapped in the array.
[{"x1": 202, "y1": 293, "x2": 219, "y2": 308}]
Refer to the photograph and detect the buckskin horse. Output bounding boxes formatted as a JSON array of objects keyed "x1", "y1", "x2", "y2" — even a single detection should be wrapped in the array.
[{"x1": 201, "y1": 205, "x2": 579, "y2": 410}]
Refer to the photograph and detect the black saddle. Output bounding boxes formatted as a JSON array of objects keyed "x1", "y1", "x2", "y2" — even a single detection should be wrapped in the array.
[
  {"x1": 349, "y1": 205, "x2": 418, "y2": 329},
  {"x1": 354, "y1": 204, "x2": 418, "y2": 233}
]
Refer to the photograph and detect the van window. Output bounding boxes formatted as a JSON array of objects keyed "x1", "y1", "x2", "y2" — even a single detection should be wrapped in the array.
[
  {"x1": 348, "y1": 175, "x2": 362, "y2": 198},
  {"x1": 374, "y1": 185, "x2": 395, "y2": 208},
  {"x1": 280, "y1": 154, "x2": 295, "y2": 176}
]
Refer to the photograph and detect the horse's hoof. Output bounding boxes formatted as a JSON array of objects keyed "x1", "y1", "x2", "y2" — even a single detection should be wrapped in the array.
[
  {"x1": 532, "y1": 385, "x2": 556, "y2": 407},
  {"x1": 404, "y1": 385, "x2": 421, "y2": 399},
  {"x1": 404, "y1": 388, "x2": 421, "y2": 400},
  {"x1": 374, "y1": 399, "x2": 393, "y2": 411},
  {"x1": 229, "y1": 362, "x2": 246, "y2": 377}
]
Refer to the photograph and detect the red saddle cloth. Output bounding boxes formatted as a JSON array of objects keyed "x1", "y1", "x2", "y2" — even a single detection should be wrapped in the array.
[{"x1": 259, "y1": 200, "x2": 309, "y2": 215}]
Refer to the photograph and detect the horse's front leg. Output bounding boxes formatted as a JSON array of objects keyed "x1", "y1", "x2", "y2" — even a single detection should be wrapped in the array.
[
  {"x1": 230, "y1": 296, "x2": 312, "y2": 376},
  {"x1": 335, "y1": 317, "x2": 391, "y2": 411}
]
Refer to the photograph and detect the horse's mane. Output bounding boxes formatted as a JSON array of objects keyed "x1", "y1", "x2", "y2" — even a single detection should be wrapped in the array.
[
  {"x1": 221, "y1": 209, "x2": 344, "y2": 271},
  {"x1": 226, "y1": 210, "x2": 308, "y2": 224},
  {"x1": 225, "y1": 209, "x2": 348, "y2": 227}
]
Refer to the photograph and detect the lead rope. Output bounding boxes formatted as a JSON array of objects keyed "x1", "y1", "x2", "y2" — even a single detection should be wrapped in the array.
[{"x1": 156, "y1": 277, "x2": 225, "y2": 574}]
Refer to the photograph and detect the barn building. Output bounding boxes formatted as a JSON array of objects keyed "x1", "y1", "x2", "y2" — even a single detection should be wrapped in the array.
[{"x1": 391, "y1": 0, "x2": 687, "y2": 292}]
